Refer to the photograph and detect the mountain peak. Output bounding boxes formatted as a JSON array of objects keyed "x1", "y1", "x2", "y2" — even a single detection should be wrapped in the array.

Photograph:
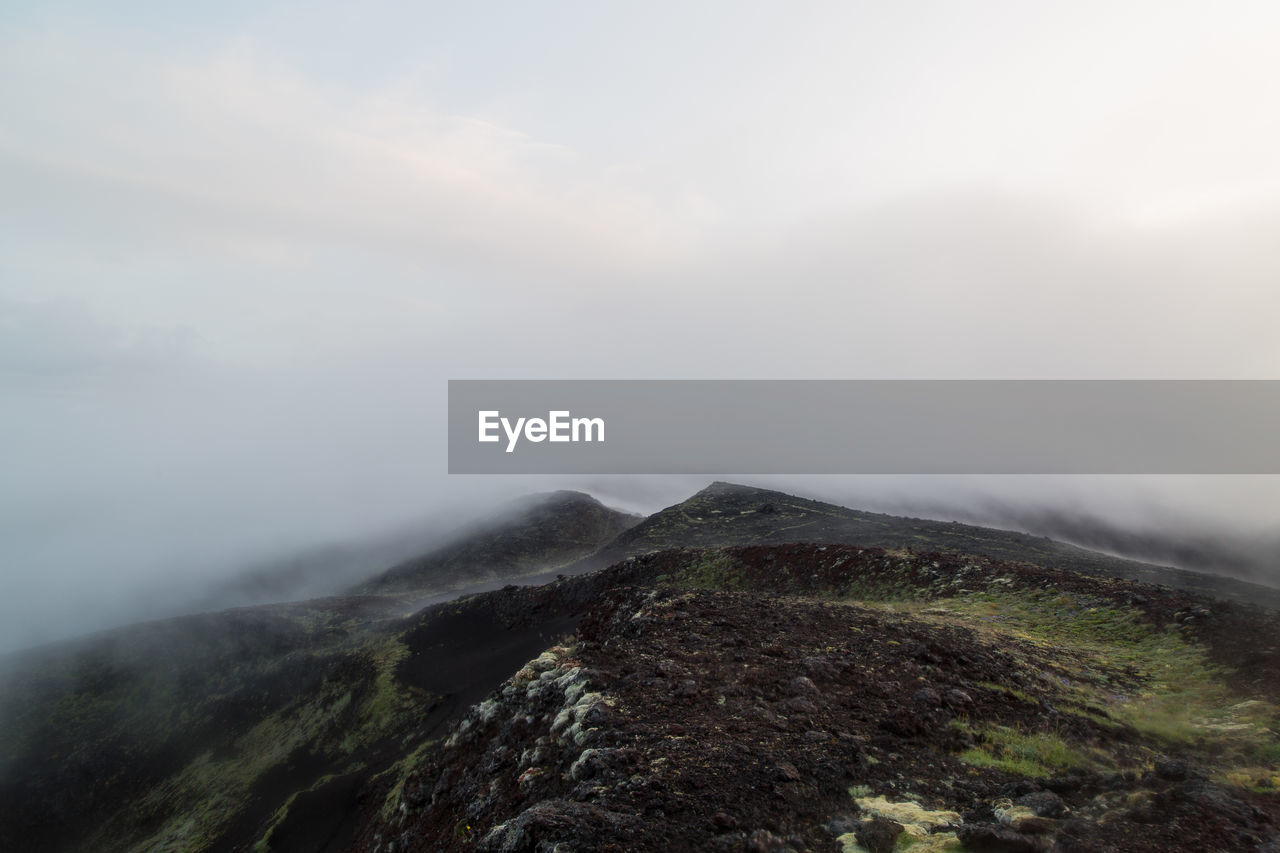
[
  {"x1": 510, "y1": 489, "x2": 604, "y2": 507},
  {"x1": 693, "y1": 480, "x2": 768, "y2": 496},
  {"x1": 355, "y1": 489, "x2": 639, "y2": 594}
]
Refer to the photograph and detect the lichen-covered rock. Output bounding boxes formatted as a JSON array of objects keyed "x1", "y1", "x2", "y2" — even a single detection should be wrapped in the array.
[
  {"x1": 476, "y1": 799, "x2": 641, "y2": 852},
  {"x1": 852, "y1": 815, "x2": 903, "y2": 853},
  {"x1": 1016, "y1": 790, "x2": 1067, "y2": 819}
]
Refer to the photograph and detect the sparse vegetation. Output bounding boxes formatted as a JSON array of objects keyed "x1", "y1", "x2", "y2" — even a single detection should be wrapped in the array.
[
  {"x1": 670, "y1": 552, "x2": 742, "y2": 589},
  {"x1": 959, "y1": 724, "x2": 1096, "y2": 777}
]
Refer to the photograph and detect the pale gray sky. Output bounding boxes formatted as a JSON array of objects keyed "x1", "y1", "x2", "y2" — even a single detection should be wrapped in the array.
[{"x1": 3, "y1": 2, "x2": 1280, "y2": 650}]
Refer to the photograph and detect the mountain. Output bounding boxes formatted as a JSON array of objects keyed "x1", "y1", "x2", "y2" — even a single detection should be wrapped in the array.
[
  {"x1": 2, "y1": 483, "x2": 1278, "y2": 851},
  {"x1": 0, "y1": 491, "x2": 639, "y2": 853},
  {"x1": 355, "y1": 491, "x2": 641, "y2": 595},
  {"x1": 571, "y1": 482, "x2": 1280, "y2": 609},
  {"x1": 344, "y1": 544, "x2": 1280, "y2": 852}
]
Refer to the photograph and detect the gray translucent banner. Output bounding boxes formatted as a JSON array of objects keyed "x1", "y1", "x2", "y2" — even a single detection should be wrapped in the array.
[{"x1": 448, "y1": 380, "x2": 1280, "y2": 474}]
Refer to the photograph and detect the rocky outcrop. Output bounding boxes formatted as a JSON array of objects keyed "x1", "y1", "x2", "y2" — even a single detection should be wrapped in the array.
[{"x1": 353, "y1": 567, "x2": 1280, "y2": 851}]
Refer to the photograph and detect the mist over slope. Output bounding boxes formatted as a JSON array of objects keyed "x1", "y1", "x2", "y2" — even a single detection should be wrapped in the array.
[
  {"x1": 0, "y1": 489, "x2": 631, "y2": 655},
  {"x1": 355, "y1": 491, "x2": 641, "y2": 595},
  {"x1": 5, "y1": 479, "x2": 1279, "y2": 850}
]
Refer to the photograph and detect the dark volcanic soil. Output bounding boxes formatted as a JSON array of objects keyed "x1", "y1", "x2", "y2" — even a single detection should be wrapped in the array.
[{"x1": 349, "y1": 546, "x2": 1280, "y2": 853}]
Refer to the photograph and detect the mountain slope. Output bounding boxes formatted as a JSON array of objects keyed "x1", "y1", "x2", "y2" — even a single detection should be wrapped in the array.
[
  {"x1": 355, "y1": 491, "x2": 640, "y2": 595},
  {"x1": 350, "y1": 544, "x2": 1280, "y2": 852},
  {"x1": 0, "y1": 584, "x2": 607, "y2": 853},
  {"x1": 572, "y1": 482, "x2": 1280, "y2": 609},
  {"x1": 191, "y1": 513, "x2": 470, "y2": 611},
  {"x1": 3, "y1": 484, "x2": 1279, "y2": 852}
]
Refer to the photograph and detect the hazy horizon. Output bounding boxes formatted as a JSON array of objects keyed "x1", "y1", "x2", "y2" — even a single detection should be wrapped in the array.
[{"x1": 4, "y1": 2, "x2": 1280, "y2": 651}]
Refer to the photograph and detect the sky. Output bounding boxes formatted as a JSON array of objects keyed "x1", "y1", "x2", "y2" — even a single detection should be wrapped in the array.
[{"x1": 3, "y1": 2, "x2": 1280, "y2": 650}]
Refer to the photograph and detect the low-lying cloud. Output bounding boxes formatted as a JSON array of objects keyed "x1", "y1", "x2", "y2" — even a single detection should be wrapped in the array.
[{"x1": 4, "y1": 10, "x2": 1280, "y2": 653}]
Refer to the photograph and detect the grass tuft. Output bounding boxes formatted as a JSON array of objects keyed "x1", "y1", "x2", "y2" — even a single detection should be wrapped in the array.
[{"x1": 960, "y1": 725, "x2": 1094, "y2": 777}]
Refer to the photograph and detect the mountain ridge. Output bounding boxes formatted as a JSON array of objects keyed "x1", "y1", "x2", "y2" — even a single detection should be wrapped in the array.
[
  {"x1": 3, "y1": 483, "x2": 1279, "y2": 851},
  {"x1": 568, "y1": 482, "x2": 1280, "y2": 609},
  {"x1": 353, "y1": 490, "x2": 641, "y2": 595}
]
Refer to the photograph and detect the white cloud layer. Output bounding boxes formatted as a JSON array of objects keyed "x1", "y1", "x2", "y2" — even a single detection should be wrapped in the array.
[{"x1": 3, "y1": 4, "x2": 1280, "y2": 651}]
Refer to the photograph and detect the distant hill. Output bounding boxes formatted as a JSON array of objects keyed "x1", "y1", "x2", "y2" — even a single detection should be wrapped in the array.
[
  {"x1": 569, "y1": 482, "x2": 1280, "y2": 608},
  {"x1": 355, "y1": 491, "x2": 641, "y2": 595}
]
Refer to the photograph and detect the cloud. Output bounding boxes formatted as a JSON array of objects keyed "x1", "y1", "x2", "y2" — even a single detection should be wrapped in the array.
[
  {"x1": 4, "y1": 12, "x2": 1280, "y2": 654},
  {"x1": 0, "y1": 297, "x2": 202, "y2": 378},
  {"x1": 0, "y1": 30, "x2": 700, "y2": 282}
]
